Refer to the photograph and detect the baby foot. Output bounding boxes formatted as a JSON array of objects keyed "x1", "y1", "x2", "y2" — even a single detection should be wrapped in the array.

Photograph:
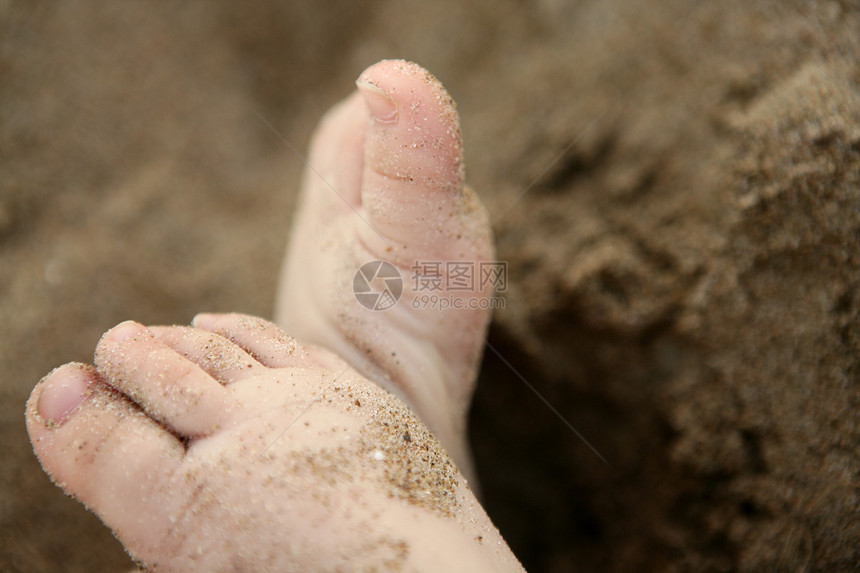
[
  {"x1": 26, "y1": 314, "x2": 524, "y2": 572},
  {"x1": 275, "y1": 60, "x2": 495, "y2": 481}
]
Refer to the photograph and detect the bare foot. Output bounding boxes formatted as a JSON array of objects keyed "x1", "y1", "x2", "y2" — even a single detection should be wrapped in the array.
[
  {"x1": 275, "y1": 60, "x2": 496, "y2": 482},
  {"x1": 25, "y1": 60, "x2": 516, "y2": 571},
  {"x1": 26, "y1": 314, "x2": 524, "y2": 572}
]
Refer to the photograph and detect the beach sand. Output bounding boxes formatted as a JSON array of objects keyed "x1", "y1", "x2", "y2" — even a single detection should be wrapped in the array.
[{"x1": 2, "y1": 1, "x2": 858, "y2": 571}]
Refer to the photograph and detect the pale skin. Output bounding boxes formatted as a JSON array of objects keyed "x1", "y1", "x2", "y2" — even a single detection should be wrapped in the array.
[{"x1": 25, "y1": 60, "x2": 526, "y2": 572}]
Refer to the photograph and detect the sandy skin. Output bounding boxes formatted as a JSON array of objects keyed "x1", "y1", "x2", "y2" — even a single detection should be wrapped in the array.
[
  {"x1": 27, "y1": 314, "x2": 523, "y2": 571},
  {"x1": 276, "y1": 59, "x2": 495, "y2": 484},
  {"x1": 25, "y1": 60, "x2": 524, "y2": 571}
]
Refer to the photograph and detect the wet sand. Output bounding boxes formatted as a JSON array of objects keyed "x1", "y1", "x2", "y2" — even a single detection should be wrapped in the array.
[{"x1": 2, "y1": 1, "x2": 859, "y2": 571}]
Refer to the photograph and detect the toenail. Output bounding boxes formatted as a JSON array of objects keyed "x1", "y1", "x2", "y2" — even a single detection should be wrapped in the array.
[
  {"x1": 105, "y1": 320, "x2": 145, "y2": 343},
  {"x1": 37, "y1": 364, "x2": 92, "y2": 426},
  {"x1": 191, "y1": 312, "x2": 218, "y2": 330},
  {"x1": 356, "y1": 79, "x2": 398, "y2": 123}
]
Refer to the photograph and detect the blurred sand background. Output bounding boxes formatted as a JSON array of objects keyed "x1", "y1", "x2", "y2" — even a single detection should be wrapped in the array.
[{"x1": 2, "y1": 1, "x2": 859, "y2": 571}]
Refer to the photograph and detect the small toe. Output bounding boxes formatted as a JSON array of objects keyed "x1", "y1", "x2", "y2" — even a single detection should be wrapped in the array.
[
  {"x1": 305, "y1": 91, "x2": 367, "y2": 210},
  {"x1": 25, "y1": 363, "x2": 184, "y2": 555},
  {"x1": 94, "y1": 321, "x2": 234, "y2": 437},
  {"x1": 191, "y1": 313, "x2": 308, "y2": 368},
  {"x1": 149, "y1": 325, "x2": 265, "y2": 384}
]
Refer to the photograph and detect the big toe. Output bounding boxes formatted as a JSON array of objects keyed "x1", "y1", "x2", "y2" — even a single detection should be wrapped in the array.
[
  {"x1": 355, "y1": 59, "x2": 491, "y2": 261},
  {"x1": 357, "y1": 59, "x2": 463, "y2": 196},
  {"x1": 25, "y1": 362, "x2": 185, "y2": 560}
]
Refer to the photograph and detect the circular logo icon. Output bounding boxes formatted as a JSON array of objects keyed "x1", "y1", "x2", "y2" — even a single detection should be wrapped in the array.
[{"x1": 353, "y1": 261, "x2": 403, "y2": 311}]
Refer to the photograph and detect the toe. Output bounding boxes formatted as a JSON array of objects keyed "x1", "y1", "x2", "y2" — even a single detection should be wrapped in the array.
[
  {"x1": 149, "y1": 325, "x2": 265, "y2": 384},
  {"x1": 191, "y1": 313, "x2": 310, "y2": 368},
  {"x1": 357, "y1": 59, "x2": 463, "y2": 196},
  {"x1": 33, "y1": 362, "x2": 91, "y2": 427},
  {"x1": 304, "y1": 91, "x2": 367, "y2": 210},
  {"x1": 25, "y1": 363, "x2": 184, "y2": 557},
  {"x1": 94, "y1": 321, "x2": 234, "y2": 437},
  {"x1": 356, "y1": 60, "x2": 486, "y2": 259}
]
